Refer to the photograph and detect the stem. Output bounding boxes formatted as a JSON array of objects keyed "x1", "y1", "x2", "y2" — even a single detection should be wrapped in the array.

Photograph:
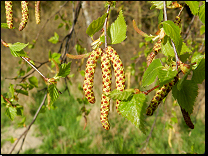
[
  {"x1": 21, "y1": 57, "x2": 46, "y2": 79},
  {"x1": 163, "y1": 1, "x2": 180, "y2": 70},
  {"x1": 9, "y1": 93, "x2": 47, "y2": 154},
  {"x1": 104, "y1": 5, "x2": 111, "y2": 49}
]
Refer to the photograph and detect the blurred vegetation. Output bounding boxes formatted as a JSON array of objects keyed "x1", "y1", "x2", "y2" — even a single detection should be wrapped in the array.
[{"x1": 1, "y1": 1, "x2": 205, "y2": 154}]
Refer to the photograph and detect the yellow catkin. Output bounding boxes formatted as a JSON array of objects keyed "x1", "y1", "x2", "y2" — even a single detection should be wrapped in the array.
[
  {"x1": 83, "y1": 48, "x2": 102, "y2": 104},
  {"x1": 5, "y1": 1, "x2": 13, "y2": 29},
  {"x1": 35, "y1": 1, "x2": 40, "y2": 24},
  {"x1": 19, "y1": 1, "x2": 29, "y2": 31},
  {"x1": 106, "y1": 46, "x2": 125, "y2": 114},
  {"x1": 100, "y1": 52, "x2": 112, "y2": 130}
]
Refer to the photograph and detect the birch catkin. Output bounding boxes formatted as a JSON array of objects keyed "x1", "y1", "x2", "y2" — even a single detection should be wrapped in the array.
[
  {"x1": 5, "y1": 1, "x2": 13, "y2": 29},
  {"x1": 83, "y1": 48, "x2": 102, "y2": 104},
  {"x1": 19, "y1": 1, "x2": 29, "y2": 31},
  {"x1": 146, "y1": 74, "x2": 179, "y2": 116},
  {"x1": 106, "y1": 46, "x2": 125, "y2": 114},
  {"x1": 35, "y1": 1, "x2": 40, "y2": 24},
  {"x1": 100, "y1": 52, "x2": 112, "y2": 130}
]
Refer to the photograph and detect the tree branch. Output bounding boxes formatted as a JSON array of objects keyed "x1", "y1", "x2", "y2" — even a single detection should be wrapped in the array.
[
  {"x1": 59, "y1": 1, "x2": 82, "y2": 64},
  {"x1": 9, "y1": 93, "x2": 47, "y2": 154}
]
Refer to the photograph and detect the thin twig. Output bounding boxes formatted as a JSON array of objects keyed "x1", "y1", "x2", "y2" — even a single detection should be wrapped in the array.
[
  {"x1": 104, "y1": 5, "x2": 111, "y2": 49},
  {"x1": 20, "y1": 60, "x2": 49, "y2": 82},
  {"x1": 21, "y1": 57, "x2": 46, "y2": 79},
  {"x1": 59, "y1": 1, "x2": 82, "y2": 63},
  {"x1": 9, "y1": 93, "x2": 47, "y2": 154},
  {"x1": 183, "y1": 15, "x2": 196, "y2": 40},
  {"x1": 163, "y1": 1, "x2": 180, "y2": 70}
]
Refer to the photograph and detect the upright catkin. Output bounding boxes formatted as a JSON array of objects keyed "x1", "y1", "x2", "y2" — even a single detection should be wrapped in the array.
[
  {"x1": 100, "y1": 52, "x2": 112, "y2": 130},
  {"x1": 83, "y1": 48, "x2": 102, "y2": 104},
  {"x1": 106, "y1": 46, "x2": 125, "y2": 114}
]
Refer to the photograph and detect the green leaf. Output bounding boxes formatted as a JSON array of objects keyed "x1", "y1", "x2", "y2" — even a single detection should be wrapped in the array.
[
  {"x1": 172, "y1": 80, "x2": 198, "y2": 114},
  {"x1": 198, "y1": 3, "x2": 205, "y2": 24},
  {"x1": 16, "y1": 104, "x2": 23, "y2": 116},
  {"x1": 9, "y1": 42, "x2": 29, "y2": 52},
  {"x1": 86, "y1": 13, "x2": 107, "y2": 37},
  {"x1": 5, "y1": 106, "x2": 17, "y2": 121},
  {"x1": 15, "y1": 89, "x2": 28, "y2": 96},
  {"x1": 57, "y1": 62, "x2": 71, "y2": 77},
  {"x1": 158, "y1": 9, "x2": 163, "y2": 27},
  {"x1": 51, "y1": 52, "x2": 61, "y2": 68},
  {"x1": 191, "y1": 58, "x2": 205, "y2": 84},
  {"x1": 162, "y1": 20, "x2": 180, "y2": 47},
  {"x1": 16, "y1": 83, "x2": 28, "y2": 90},
  {"x1": 28, "y1": 76, "x2": 38, "y2": 88},
  {"x1": 10, "y1": 49, "x2": 28, "y2": 57},
  {"x1": 58, "y1": 23, "x2": 64, "y2": 28},
  {"x1": 142, "y1": 59, "x2": 162, "y2": 87},
  {"x1": 151, "y1": 1, "x2": 172, "y2": 9},
  {"x1": 161, "y1": 36, "x2": 175, "y2": 57},
  {"x1": 48, "y1": 32, "x2": 59, "y2": 44},
  {"x1": 191, "y1": 52, "x2": 204, "y2": 66},
  {"x1": 185, "y1": 1, "x2": 199, "y2": 15},
  {"x1": 158, "y1": 67, "x2": 178, "y2": 88},
  {"x1": 180, "y1": 42, "x2": 192, "y2": 55},
  {"x1": 109, "y1": 89, "x2": 134, "y2": 101},
  {"x1": 110, "y1": 10, "x2": 127, "y2": 44},
  {"x1": 48, "y1": 84, "x2": 59, "y2": 104},
  {"x1": 119, "y1": 94, "x2": 147, "y2": 134}
]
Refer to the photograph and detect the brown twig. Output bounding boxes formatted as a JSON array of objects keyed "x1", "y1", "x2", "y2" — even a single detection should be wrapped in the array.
[
  {"x1": 183, "y1": 15, "x2": 196, "y2": 40},
  {"x1": 104, "y1": 4, "x2": 111, "y2": 49},
  {"x1": 9, "y1": 93, "x2": 47, "y2": 154},
  {"x1": 59, "y1": 1, "x2": 82, "y2": 64}
]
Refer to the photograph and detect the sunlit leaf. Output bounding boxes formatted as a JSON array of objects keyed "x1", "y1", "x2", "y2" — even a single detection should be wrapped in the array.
[
  {"x1": 161, "y1": 20, "x2": 180, "y2": 47},
  {"x1": 192, "y1": 58, "x2": 205, "y2": 84},
  {"x1": 110, "y1": 10, "x2": 127, "y2": 44},
  {"x1": 5, "y1": 106, "x2": 17, "y2": 121},
  {"x1": 57, "y1": 62, "x2": 71, "y2": 77},
  {"x1": 109, "y1": 89, "x2": 134, "y2": 101},
  {"x1": 86, "y1": 13, "x2": 107, "y2": 37},
  {"x1": 142, "y1": 59, "x2": 162, "y2": 87},
  {"x1": 185, "y1": 1, "x2": 199, "y2": 15},
  {"x1": 198, "y1": 3, "x2": 205, "y2": 24},
  {"x1": 48, "y1": 32, "x2": 59, "y2": 44},
  {"x1": 28, "y1": 76, "x2": 38, "y2": 88},
  {"x1": 119, "y1": 93, "x2": 147, "y2": 134},
  {"x1": 48, "y1": 84, "x2": 59, "y2": 104}
]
